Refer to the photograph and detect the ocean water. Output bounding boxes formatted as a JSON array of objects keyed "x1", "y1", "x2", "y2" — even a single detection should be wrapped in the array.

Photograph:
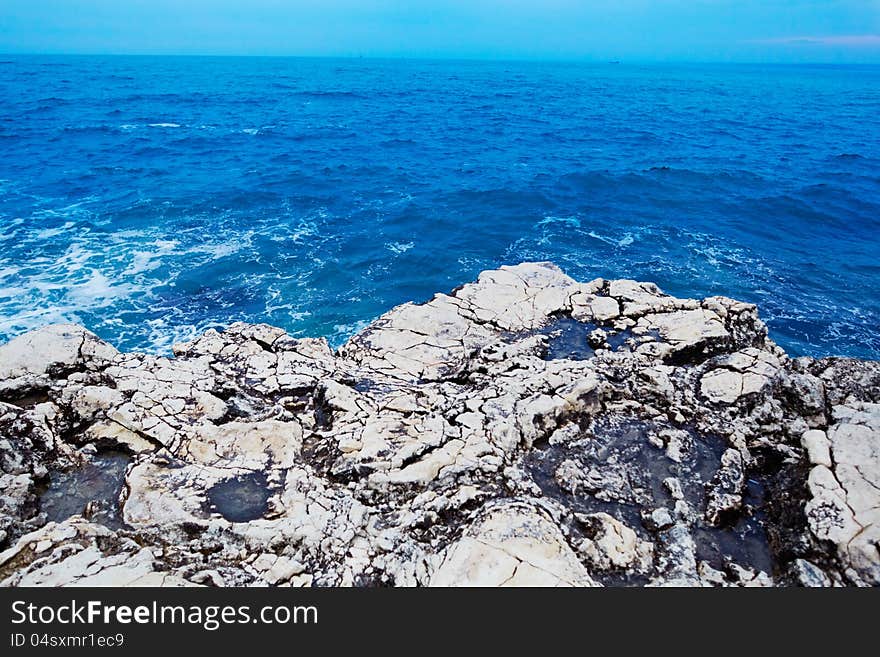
[{"x1": 1, "y1": 56, "x2": 878, "y2": 359}]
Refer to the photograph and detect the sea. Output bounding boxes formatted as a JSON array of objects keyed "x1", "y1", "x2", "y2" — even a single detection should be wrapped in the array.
[{"x1": 1, "y1": 56, "x2": 878, "y2": 359}]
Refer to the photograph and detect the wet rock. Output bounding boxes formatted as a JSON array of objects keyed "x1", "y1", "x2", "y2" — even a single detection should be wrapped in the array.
[
  {"x1": 588, "y1": 328, "x2": 608, "y2": 350},
  {"x1": 792, "y1": 558, "x2": 832, "y2": 587},
  {"x1": 705, "y1": 449, "x2": 745, "y2": 526},
  {"x1": 0, "y1": 262, "x2": 877, "y2": 586},
  {"x1": 576, "y1": 512, "x2": 653, "y2": 572},
  {"x1": 643, "y1": 507, "x2": 675, "y2": 531}
]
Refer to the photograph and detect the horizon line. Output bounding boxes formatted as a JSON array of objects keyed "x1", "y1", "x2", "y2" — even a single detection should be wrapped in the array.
[{"x1": 2, "y1": 52, "x2": 879, "y2": 67}]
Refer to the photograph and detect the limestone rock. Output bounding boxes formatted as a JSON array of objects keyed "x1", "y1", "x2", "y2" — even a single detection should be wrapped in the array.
[
  {"x1": 575, "y1": 512, "x2": 653, "y2": 572},
  {"x1": 804, "y1": 403, "x2": 880, "y2": 585},
  {"x1": 430, "y1": 505, "x2": 597, "y2": 587},
  {"x1": 0, "y1": 262, "x2": 877, "y2": 587},
  {"x1": 0, "y1": 324, "x2": 117, "y2": 396}
]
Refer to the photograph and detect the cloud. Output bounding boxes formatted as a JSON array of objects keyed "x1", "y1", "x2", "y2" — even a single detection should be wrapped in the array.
[{"x1": 756, "y1": 34, "x2": 880, "y2": 47}]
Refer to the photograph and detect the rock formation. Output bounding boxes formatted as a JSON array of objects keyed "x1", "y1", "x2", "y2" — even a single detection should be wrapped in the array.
[{"x1": 0, "y1": 262, "x2": 877, "y2": 587}]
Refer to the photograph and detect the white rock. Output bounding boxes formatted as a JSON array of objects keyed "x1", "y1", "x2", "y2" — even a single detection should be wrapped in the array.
[
  {"x1": 801, "y1": 429, "x2": 832, "y2": 467},
  {"x1": 430, "y1": 505, "x2": 597, "y2": 587}
]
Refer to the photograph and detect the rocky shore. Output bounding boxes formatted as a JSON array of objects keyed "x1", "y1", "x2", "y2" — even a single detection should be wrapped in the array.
[{"x1": 0, "y1": 262, "x2": 878, "y2": 587}]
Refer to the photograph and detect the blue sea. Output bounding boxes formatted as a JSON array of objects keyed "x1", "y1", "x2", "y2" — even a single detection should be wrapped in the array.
[{"x1": 1, "y1": 56, "x2": 878, "y2": 359}]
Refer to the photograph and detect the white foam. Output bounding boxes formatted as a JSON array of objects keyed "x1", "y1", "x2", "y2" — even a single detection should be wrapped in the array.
[
  {"x1": 0, "y1": 285, "x2": 26, "y2": 297},
  {"x1": 67, "y1": 271, "x2": 132, "y2": 305},
  {"x1": 331, "y1": 319, "x2": 371, "y2": 345},
  {"x1": 271, "y1": 219, "x2": 319, "y2": 244},
  {"x1": 34, "y1": 221, "x2": 75, "y2": 240},
  {"x1": 385, "y1": 241, "x2": 414, "y2": 254},
  {"x1": 537, "y1": 215, "x2": 581, "y2": 228},
  {"x1": 125, "y1": 239, "x2": 180, "y2": 275}
]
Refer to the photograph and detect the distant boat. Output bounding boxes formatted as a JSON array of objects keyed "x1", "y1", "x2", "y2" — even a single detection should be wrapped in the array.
[{"x1": 608, "y1": 60, "x2": 621, "y2": 64}]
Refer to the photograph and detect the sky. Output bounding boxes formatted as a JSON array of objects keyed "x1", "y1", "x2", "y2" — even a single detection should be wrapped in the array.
[{"x1": 1, "y1": 0, "x2": 879, "y2": 62}]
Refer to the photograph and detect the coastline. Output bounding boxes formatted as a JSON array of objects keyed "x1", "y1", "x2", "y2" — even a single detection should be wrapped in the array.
[{"x1": 0, "y1": 261, "x2": 878, "y2": 586}]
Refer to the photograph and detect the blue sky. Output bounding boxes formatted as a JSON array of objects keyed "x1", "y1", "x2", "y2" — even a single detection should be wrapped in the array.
[{"x1": 2, "y1": 0, "x2": 879, "y2": 62}]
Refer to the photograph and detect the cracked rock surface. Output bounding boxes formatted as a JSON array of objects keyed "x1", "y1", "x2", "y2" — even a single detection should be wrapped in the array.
[{"x1": 1, "y1": 262, "x2": 878, "y2": 587}]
